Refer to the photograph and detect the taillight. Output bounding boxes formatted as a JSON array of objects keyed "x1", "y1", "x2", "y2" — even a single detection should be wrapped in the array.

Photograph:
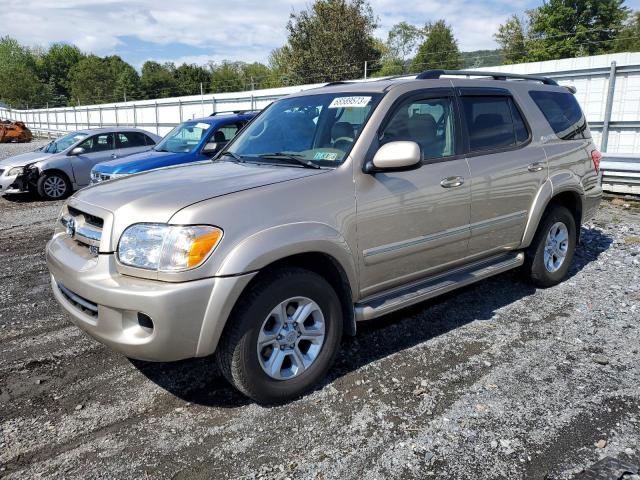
[{"x1": 591, "y1": 150, "x2": 602, "y2": 173}]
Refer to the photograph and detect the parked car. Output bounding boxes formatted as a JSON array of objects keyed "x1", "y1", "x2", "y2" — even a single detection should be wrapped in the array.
[
  {"x1": 90, "y1": 111, "x2": 257, "y2": 184},
  {"x1": 0, "y1": 128, "x2": 160, "y2": 199},
  {"x1": 46, "y1": 70, "x2": 602, "y2": 404}
]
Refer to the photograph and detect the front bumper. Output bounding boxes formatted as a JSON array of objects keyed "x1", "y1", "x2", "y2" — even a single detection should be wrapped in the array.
[
  {"x1": 0, "y1": 174, "x2": 23, "y2": 194},
  {"x1": 46, "y1": 235, "x2": 255, "y2": 361}
]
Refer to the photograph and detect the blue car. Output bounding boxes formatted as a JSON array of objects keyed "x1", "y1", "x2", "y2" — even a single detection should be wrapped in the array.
[{"x1": 90, "y1": 111, "x2": 257, "y2": 184}]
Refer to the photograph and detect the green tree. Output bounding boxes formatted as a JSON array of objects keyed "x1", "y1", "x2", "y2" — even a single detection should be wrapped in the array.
[
  {"x1": 141, "y1": 61, "x2": 177, "y2": 99},
  {"x1": 0, "y1": 36, "x2": 51, "y2": 108},
  {"x1": 241, "y1": 62, "x2": 273, "y2": 89},
  {"x1": 267, "y1": 47, "x2": 293, "y2": 86},
  {"x1": 209, "y1": 61, "x2": 246, "y2": 93},
  {"x1": 174, "y1": 63, "x2": 212, "y2": 96},
  {"x1": 387, "y1": 22, "x2": 425, "y2": 64},
  {"x1": 285, "y1": 0, "x2": 381, "y2": 83},
  {"x1": 68, "y1": 55, "x2": 116, "y2": 104},
  {"x1": 526, "y1": 0, "x2": 629, "y2": 60},
  {"x1": 494, "y1": 15, "x2": 528, "y2": 64},
  {"x1": 39, "y1": 43, "x2": 84, "y2": 105},
  {"x1": 613, "y1": 11, "x2": 640, "y2": 51},
  {"x1": 412, "y1": 20, "x2": 463, "y2": 72}
]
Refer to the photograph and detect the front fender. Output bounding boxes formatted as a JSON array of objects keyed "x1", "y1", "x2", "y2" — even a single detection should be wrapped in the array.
[{"x1": 216, "y1": 222, "x2": 359, "y2": 295}]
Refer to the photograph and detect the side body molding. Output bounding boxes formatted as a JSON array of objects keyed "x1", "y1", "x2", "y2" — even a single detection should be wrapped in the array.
[{"x1": 216, "y1": 222, "x2": 359, "y2": 296}]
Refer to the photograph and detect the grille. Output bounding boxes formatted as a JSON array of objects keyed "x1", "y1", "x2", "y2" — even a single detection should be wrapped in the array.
[
  {"x1": 91, "y1": 172, "x2": 112, "y2": 184},
  {"x1": 58, "y1": 283, "x2": 98, "y2": 317},
  {"x1": 62, "y1": 207, "x2": 104, "y2": 253},
  {"x1": 68, "y1": 206, "x2": 104, "y2": 229}
]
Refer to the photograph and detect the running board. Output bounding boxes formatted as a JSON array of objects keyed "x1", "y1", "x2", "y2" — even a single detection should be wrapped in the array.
[{"x1": 354, "y1": 252, "x2": 525, "y2": 321}]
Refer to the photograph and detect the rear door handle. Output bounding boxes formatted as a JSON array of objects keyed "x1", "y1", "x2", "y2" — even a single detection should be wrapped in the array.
[
  {"x1": 440, "y1": 176, "x2": 465, "y2": 188},
  {"x1": 528, "y1": 162, "x2": 545, "y2": 172}
]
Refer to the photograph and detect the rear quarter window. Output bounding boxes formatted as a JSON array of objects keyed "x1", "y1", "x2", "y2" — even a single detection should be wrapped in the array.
[{"x1": 529, "y1": 90, "x2": 590, "y2": 140}]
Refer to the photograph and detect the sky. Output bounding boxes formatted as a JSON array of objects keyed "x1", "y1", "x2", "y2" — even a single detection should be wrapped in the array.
[{"x1": 5, "y1": 0, "x2": 640, "y2": 68}]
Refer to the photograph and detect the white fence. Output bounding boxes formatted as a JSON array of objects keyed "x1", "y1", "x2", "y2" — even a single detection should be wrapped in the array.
[{"x1": 2, "y1": 52, "x2": 640, "y2": 153}]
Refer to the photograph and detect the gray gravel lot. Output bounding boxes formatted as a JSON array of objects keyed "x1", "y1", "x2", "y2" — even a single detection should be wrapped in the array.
[{"x1": 1, "y1": 141, "x2": 639, "y2": 479}]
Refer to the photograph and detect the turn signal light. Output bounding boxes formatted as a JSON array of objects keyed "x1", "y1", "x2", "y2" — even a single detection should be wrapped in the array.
[{"x1": 591, "y1": 150, "x2": 602, "y2": 173}]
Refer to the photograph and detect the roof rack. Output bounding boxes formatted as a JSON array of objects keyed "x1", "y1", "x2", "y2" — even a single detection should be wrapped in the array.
[
  {"x1": 415, "y1": 69, "x2": 558, "y2": 86},
  {"x1": 209, "y1": 110, "x2": 259, "y2": 116}
]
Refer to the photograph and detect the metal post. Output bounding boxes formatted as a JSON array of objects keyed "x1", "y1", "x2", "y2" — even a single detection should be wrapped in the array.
[
  {"x1": 200, "y1": 82, "x2": 205, "y2": 117},
  {"x1": 87, "y1": 107, "x2": 90, "y2": 129},
  {"x1": 154, "y1": 101, "x2": 159, "y2": 135},
  {"x1": 178, "y1": 99, "x2": 183, "y2": 122},
  {"x1": 251, "y1": 95, "x2": 254, "y2": 111},
  {"x1": 212, "y1": 97, "x2": 216, "y2": 115},
  {"x1": 601, "y1": 61, "x2": 617, "y2": 152},
  {"x1": 364, "y1": 61, "x2": 368, "y2": 79},
  {"x1": 74, "y1": 106, "x2": 78, "y2": 131},
  {"x1": 133, "y1": 104, "x2": 137, "y2": 127},
  {"x1": 115, "y1": 104, "x2": 119, "y2": 127},
  {"x1": 46, "y1": 103, "x2": 50, "y2": 133},
  {"x1": 99, "y1": 106, "x2": 103, "y2": 127}
]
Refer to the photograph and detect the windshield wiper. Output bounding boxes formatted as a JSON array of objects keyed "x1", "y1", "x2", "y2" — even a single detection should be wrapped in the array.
[
  {"x1": 219, "y1": 151, "x2": 245, "y2": 163},
  {"x1": 258, "y1": 152, "x2": 320, "y2": 169}
]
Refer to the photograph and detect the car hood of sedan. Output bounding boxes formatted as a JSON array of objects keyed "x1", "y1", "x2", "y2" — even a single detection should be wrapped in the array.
[
  {"x1": 93, "y1": 150, "x2": 190, "y2": 174},
  {"x1": 0, "y1": 150, "x2": 52, "y2": 168},
  {"x1": 73, "y1": 160, "x2": 329, "y2": 236}
]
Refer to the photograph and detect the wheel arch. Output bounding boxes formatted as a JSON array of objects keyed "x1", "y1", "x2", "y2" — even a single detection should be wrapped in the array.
[{"x1": 521, "y1": 179, "x2": 583, "y2": 248}]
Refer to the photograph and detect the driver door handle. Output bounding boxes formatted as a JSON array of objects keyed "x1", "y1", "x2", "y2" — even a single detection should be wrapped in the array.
[
  {"x1": 111, "y1": 154, "x2": 118, "y2": 159},
  {"x1": 440, "y1": 176, "x2": 465, "y2": 188}
]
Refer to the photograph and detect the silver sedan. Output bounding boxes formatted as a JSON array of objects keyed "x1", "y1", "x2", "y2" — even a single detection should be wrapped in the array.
[{"x1": 0, "y1": 128, "x2": 161, "y2": 200}]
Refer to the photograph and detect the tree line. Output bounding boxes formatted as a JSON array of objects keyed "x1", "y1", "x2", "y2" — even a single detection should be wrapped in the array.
[{"x1": 1, "y1": 0, "x2": 639, "y2": 109}]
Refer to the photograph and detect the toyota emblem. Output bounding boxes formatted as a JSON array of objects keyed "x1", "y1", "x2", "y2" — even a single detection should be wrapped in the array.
[{"x1": 66, "y1": 218, "x2": 76, "y2": 238}]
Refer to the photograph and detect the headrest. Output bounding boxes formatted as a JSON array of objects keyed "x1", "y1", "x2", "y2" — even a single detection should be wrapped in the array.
[{"x1": 332, "y1": 122, "x2": 353, "y2": 140}]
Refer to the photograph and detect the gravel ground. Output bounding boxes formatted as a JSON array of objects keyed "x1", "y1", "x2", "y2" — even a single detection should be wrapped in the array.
[{"x1": 1, "y1": 141, "x2": 639, "y2": 480}]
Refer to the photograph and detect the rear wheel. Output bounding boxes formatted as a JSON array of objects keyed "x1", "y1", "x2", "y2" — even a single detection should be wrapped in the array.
[
  {"x1": 216, "y1": 268, "x2": 343, "y2": 404},
  {"x1": 523, "y1": 205, "x2": 577, "y2": 287},
  {"x1": 37, "y1": 172, "x2": 71, "y2": 200}
]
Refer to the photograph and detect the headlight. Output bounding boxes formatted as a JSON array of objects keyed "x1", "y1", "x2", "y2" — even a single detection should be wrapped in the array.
[
  {"x1": 117, "y1": 223, "x2": 223, "y2": 272},
  {"x1": 7, "y1": 167, "x2": 23, "y2": 176}
]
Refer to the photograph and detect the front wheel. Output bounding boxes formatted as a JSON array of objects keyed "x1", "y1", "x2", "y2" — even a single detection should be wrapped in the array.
[
  {"x1": 216, "y1": 268, "x2": 343, "y2": 404},
  {"x1": 37, "y1": 172, "x2": 71, "y2": 200},
  {"x1": 523, "y1": 205, "x2": 577, "y2": 288}
]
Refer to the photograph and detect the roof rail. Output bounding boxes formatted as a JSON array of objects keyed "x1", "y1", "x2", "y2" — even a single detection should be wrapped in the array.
[
  {"x1": 415, "y1": 69, "x2": 559, "y2": 86},
  {"x1": 209, "y1": 110, "x2": 259, "y2": 116}
]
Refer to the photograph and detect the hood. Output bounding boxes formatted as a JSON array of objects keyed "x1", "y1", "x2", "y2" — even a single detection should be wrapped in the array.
[
  {"x1": 74, "y1": 160, "x2": 328, "y2": 226},
  {"x1": 93, "y1": 150, "x2": 188, "y2": 174},
  {"x1": 0, "y1": 150, "x2": 52, "y2": 168}
]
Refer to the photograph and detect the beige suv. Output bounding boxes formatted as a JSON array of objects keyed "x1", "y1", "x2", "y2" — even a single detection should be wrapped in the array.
[{"x1": 46, "y1": 70, "x2": 602, "y2": 404}]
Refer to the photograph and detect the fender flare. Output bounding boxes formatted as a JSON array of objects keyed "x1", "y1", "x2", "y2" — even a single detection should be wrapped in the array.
[
  {"x1": 521, "y1": 173, "x2": 584, "y2": 248},
  {"x1": 217, "y1": 221, "x2": 359, "y2": 296}
]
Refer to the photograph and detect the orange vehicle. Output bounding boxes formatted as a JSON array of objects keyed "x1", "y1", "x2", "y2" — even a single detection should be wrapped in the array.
[{"x1": 0, "y1": 120, "x2": 32, "y2": 143}]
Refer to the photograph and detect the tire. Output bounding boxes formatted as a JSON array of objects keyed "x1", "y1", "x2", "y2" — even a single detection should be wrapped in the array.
[
  {"x1": 216, "y1": 268, "x2": 343, "y2": 404},
  {"x1": 37, "y1": 172, "x2": 71, "y2": 200},
  {"x1": 523, "y1": 205, "x2": 577, "y2": 288}
]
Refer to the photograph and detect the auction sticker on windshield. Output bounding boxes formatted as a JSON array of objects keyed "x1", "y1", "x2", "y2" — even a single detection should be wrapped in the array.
[{"x1": 328, "y1": 96, "x2": 372, "y2": 109}]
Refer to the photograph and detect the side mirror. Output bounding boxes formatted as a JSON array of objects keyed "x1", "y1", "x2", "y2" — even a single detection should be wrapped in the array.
[
  {"x1": 70, "y1": 147, "x2": 85, "y2": 155},
  {"x1": 202, "y1": 142, "x2": 219, "y2": 154},
  {"x1": 365, "y1": 141, "x2": 421, "y2": 173}
]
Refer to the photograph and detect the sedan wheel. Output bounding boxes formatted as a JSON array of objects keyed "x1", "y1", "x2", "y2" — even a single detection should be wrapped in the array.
[{"x1": 37, "y1": 173, "x2": 71, "y2": 200}]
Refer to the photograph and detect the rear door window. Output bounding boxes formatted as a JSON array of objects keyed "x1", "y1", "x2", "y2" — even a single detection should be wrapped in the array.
[
  {"x1": 529, "y1": 90, "x2": 590, "y2": 140},
  {"x1": 460, "y1": 95, "x2": 529, "y2": 152},
  {"x1": 214, "y1": 123, "x2": 240, "y2": 143},
  {"x1": 117, "y1": 132, "x2": 148, "y2": 149}
]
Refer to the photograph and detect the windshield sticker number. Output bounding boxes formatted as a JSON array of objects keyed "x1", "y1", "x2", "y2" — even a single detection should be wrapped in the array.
[
  {"x1": 314, "y1": 151, "x2": 338, "y2": 161},
  {"x1": 195, "y1": 122, "x2": 210, "y2": 130},
  {"x1": 328, "y1": 96, "x2": 372, "y2": 109}
]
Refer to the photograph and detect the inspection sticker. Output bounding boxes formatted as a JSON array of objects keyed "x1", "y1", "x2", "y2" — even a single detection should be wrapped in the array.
[
  {"x1": 328, "y1": 96, "x2": 372, "y2": 109},
  {"x1": 195, "y1": 122, "x2": 210, "y2": 129},
  {"x1": 313, "y1": 151, "x2": 338, "y2": 161}
]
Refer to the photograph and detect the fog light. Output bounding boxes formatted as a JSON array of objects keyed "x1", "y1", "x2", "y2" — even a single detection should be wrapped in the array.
[{"x1": 137, "y1": 312, "x2": 154, "y2": 331}]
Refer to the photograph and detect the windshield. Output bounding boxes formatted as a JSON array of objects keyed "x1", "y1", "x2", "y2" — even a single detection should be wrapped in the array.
[
  {"x1": 154, "y1": 121, "x2": 211, "y2": 153},
  {"x1": 226, "y1": 92, "x2": 382, "y2": 167},
  {"x1": 43, "y1": 132, "x2": 88, "y2": 154}
]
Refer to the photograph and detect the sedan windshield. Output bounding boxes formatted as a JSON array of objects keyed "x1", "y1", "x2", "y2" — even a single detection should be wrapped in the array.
[
  {"x1": 154, "y1": 121, "x2": 211, "y2": 153},
  {"x1": 226, "y1": 92, "x2": 382, "y2": 167},
  {"x1": 43, "y1": 132, "x2": 88, "y2": 153}
]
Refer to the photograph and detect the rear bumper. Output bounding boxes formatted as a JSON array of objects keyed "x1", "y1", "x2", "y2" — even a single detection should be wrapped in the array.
[
  {"x1": 46, "y1": 235, "x2": 255, "y2": 361},
  {"x1": 582, "y1": 184, "x2": 603, "y2": 224}
]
